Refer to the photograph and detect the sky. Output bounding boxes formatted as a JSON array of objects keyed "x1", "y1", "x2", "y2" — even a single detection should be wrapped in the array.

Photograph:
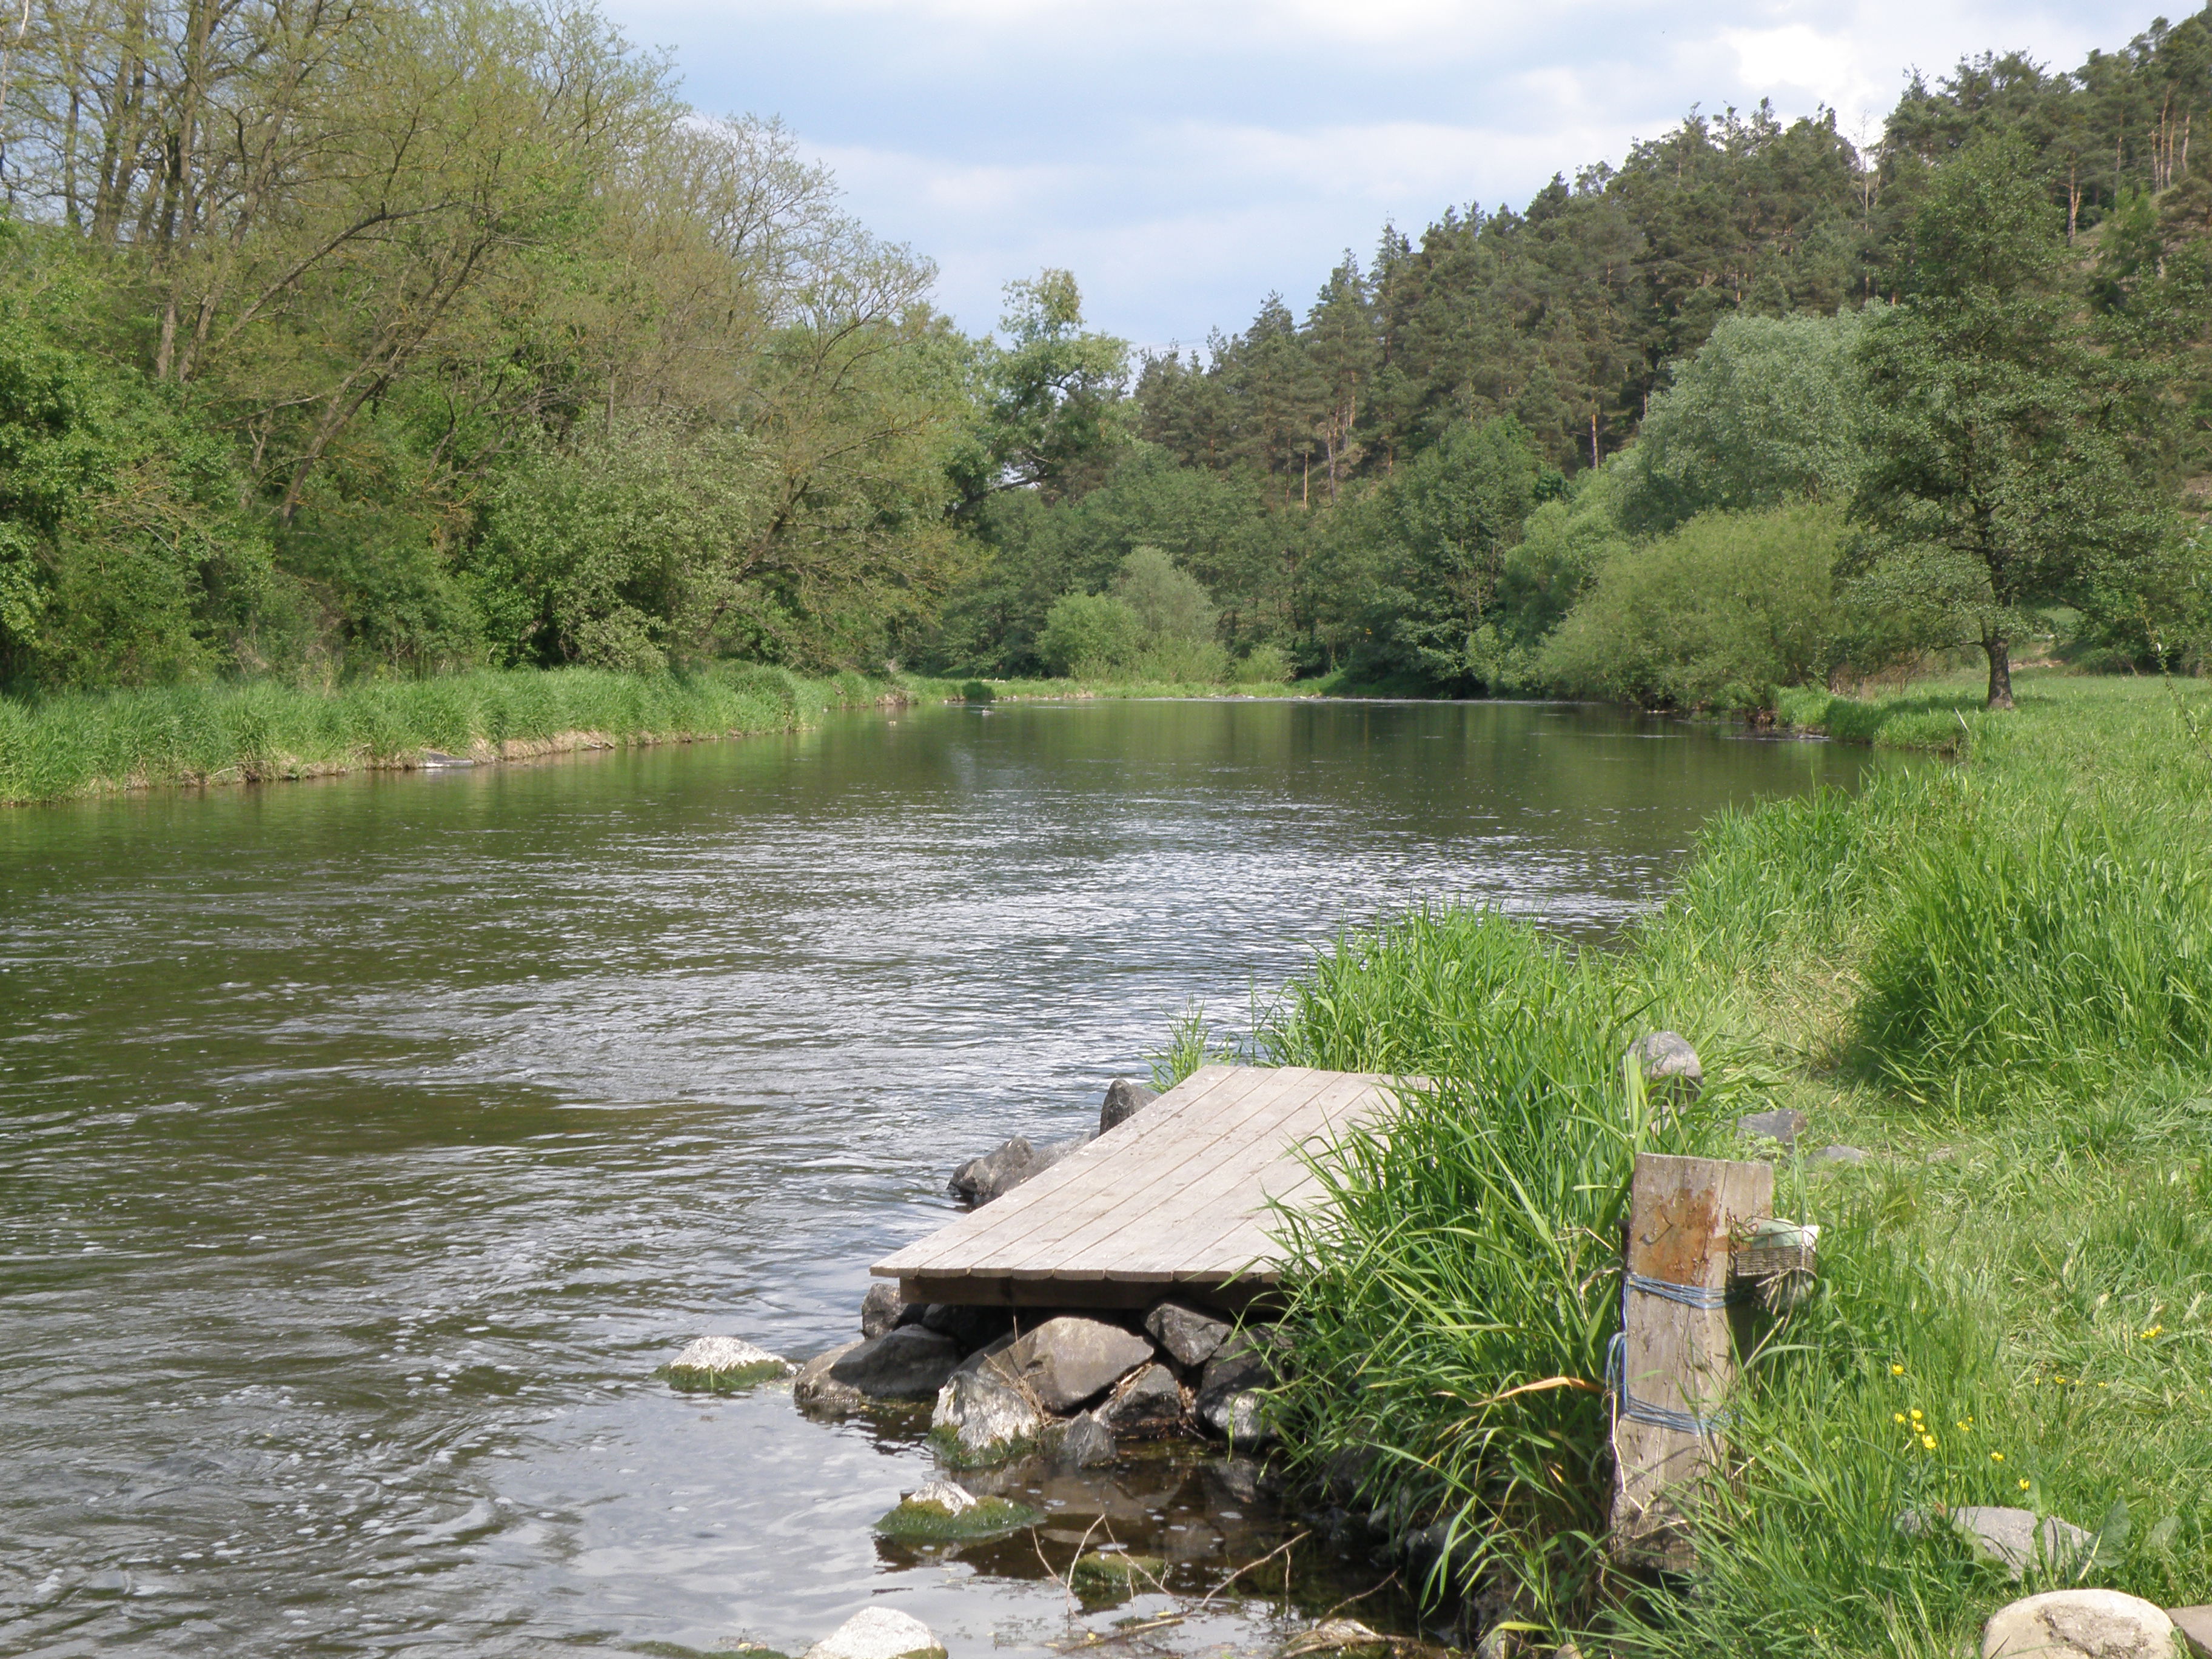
[{"x1": 598, "y1": 0, "x2": 2140, "y2": 354}]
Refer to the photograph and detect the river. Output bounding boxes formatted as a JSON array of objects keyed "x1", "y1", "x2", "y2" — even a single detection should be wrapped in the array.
[{"x1": 0, "y1": 696, "x2": 1889, "y2": 1658}]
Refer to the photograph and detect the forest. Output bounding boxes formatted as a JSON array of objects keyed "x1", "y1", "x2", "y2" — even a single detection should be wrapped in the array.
[{"x1": 0, "y1": 0, "x2": 2207, "y2": 711}]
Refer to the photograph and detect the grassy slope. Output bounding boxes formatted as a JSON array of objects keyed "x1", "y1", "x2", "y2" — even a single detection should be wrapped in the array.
[
  {"x1": 1258, "y1": 670, "x2": 2212, "y2": 1656},
  {"x1": 0, "y1": 666, "x2": 1309, "y2": 806}
]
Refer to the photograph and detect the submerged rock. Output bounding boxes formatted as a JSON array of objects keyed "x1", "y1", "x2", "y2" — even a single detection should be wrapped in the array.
[
  {"x1": 802, "y1": 1607, "x2": 945, "y2": 1659},
  {"x1": 931, "y1": 1366, "x2": 1043, "y2": 1466},
  {"x1": 1099, "y1": 1363, "x2": 1187, "y2": 1439},
  {"x1": 660, "y1": 1336, "x2": 793, "y2": 1390},
  {"x1": 1069, "y1": 1550, "x2": 1166, "y2": 1597},
  {"x1": 948, "y1": 1134, "x2": 1089, "y2": 1205},
  {"x1": 1144, "y1": 1300, "x2": 1231, "y2": 1368},
  {"x1": 828, "y1": 1327, "x2": 963, "y2": 1400},
  {"x1": 1982, "y1": 1590, "x2": 2175, "y2": 1659},
  {"x1": 997, "y1": 1316, "x2": 1156, "y2": 1412},
  {"x1": 860, "y1": 1282, "x2": 906, "y2": 1339},
  {"x1": 1098, "y1": 1078, "x2": 1159, "y2": 1135},
  {"x1": 874, "y1": 1478, "x2": 1042, "y2": 1541}
]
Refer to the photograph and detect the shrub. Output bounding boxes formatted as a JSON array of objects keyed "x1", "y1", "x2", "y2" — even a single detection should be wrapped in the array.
[
  {"x1": 1036, "y1": 591, "x2": 1144, "y2": 677},
  {"x1": 1540, "y1": 503, "x2": 1845, "y2": 711}
]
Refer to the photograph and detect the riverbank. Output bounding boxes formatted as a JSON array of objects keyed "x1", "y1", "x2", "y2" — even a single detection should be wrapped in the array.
[
  {"x1": 0, "y1": 666, "x2": 1319, "y2": 806},
  {"x1": 1249, "y1": 670, "x2": 2212, "y2": 1654}
]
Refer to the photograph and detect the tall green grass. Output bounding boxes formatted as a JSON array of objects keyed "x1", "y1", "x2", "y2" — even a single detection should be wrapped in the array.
[
  {"x1": 1261, "y1": 671, "x2": 2212, "y2": 1654},
  {"x1": 0, "y1": 664, "x2": 891, "y2": 805}
]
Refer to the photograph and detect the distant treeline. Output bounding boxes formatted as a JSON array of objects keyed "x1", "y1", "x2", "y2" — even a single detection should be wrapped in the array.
[{"x1": 0, "y1": 0, "x2": 2204, "y2": 710}]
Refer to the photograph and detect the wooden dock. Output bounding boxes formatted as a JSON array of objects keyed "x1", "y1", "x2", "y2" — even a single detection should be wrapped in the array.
[{"x1": 873, "y1": 1064, "x2": 1406, "y2": 1312}]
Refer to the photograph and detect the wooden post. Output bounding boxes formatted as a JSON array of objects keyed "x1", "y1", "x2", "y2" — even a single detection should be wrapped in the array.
[{"x1": 1609, "y1": 1151, "x2": 1773, "y2": 1570}]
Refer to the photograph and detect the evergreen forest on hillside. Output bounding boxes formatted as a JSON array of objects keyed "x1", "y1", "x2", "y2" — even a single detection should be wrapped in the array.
[{"x1": 1, "y1": 0, "x2": 2208, "y2": 710}]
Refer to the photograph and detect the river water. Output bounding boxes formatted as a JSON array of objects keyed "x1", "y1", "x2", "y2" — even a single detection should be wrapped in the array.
[{"x1": 0, "y1": 697, "x2": 1888, "y2": 1659}]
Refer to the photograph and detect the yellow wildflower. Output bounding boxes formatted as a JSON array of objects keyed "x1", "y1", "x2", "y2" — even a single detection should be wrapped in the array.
[
  {"x1": 1891, "y1": 1364, "x2": 1905, "y2": 1375},
  {"x1": 1894, "y1": 1413, "x2": 1906, "y2": 1424},
  {"x1": 1991, "y1": 1452, "x2": 2005, "y2": 1463},
  {"x1": 2018, "y1": 1478, "x2": 2031, "y2": 1490},
  {"x1": 1920, "y1": 1433, "x2": 1937, "y2": 1450}
]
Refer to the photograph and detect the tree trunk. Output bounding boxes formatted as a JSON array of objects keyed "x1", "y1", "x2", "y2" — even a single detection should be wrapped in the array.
[{"x1": 1983, "y1": 631, "x2": 2014, "y2": 711}]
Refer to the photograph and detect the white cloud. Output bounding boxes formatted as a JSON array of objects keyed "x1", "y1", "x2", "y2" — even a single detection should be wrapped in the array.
[{"x1": 602, "y1": 0, "x2": 2148, "y2": 343}]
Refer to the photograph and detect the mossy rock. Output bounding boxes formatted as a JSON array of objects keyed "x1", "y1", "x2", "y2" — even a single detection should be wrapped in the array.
[
  {"x1": 1069, "y1": 1551, "x2": 1167, "y2": 1595},
  {"x1": 873, "y1": 1495, "x2": 1042, "y2": 1541},
  {"x1": 925, "y1": 1423, "x2": 1038, "y2": 1471},
  {"x1": 658, "y1": 1358, "x2": 788, "y2": 1393}
]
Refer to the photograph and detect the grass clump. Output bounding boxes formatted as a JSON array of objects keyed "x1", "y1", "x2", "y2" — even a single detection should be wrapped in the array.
[{"x1": 1262, "y1": 669, "x2": 2212, "y2": 1655}]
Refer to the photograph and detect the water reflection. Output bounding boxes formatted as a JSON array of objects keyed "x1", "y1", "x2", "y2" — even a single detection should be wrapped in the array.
[{"x1": 0, "y1": 699, "x2": 1891, "y2": 1656}]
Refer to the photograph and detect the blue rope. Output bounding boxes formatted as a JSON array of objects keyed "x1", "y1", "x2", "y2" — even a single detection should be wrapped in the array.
[{"x1": 1607, "y1": 1270, "x2": 1740, "y2": 1436}]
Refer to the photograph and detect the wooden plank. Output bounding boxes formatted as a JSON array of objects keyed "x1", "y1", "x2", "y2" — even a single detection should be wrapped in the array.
[
  {"x1": 870, "y1": 1065, "x2": 1411, "y2": 1309},
  {"x1": 1009, "y1": 1068, "x2": 1347, "y2": 1275},
  {"x1": 1609, "y1": 1151, "x2": 1773, "y2": 1571},
  {"x1": 874, "y1": 1065, "x2": 1259, "y2": 1274},
  {"x1": 942, "y1": 1065, "x2": 1321, "y2": 1275}
]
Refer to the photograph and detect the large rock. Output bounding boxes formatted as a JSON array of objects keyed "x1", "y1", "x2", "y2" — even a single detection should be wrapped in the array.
[
  {"x1": 1198, "y1": 1330, "x2": 1281, "y2": 1444},
  {"x1": 825, "y1": 1327, "x2": 963, "y2": 1400},
  {"x1": 860, "y1": 1282, "x2": 906, "y2": 1339},
  {"x1": 793, "y1": 1340, "x2": 868, "y2": 1412},
  {"x1": 1737, "y1": 1108, "x2": 1809, "y2": 1147},
  {"x1": 1100, "y1": 1363, "x2": 1187, "y2": 1439},
  {"x1": 931, "y1": 1366, "x2": 1044, "y2": 1465},
  {"x1": 1145, "y1": 1301, "x2": 1232, "y2": 1369},
  {"x1": 1627, "y1": 1031, "x2": 1702, "y2": 1101},
  {"x1": 803, "y1": 1607, "x2": 945, "y2": 1659},
  {"x1": 2172, "y1": 1606, "x2": 2212, "y2": 1659},
  {"x1": 1054, "y1": 1410, "x2": 1116, "y2": 1469},
  {"x1": 997, "y1": 1316, "x2": 1156, "y2": 1413},
  {"x1": 1982, "y1": 1590, "x2": 2175, "y2": 1659},
  {"x1": 1902, "y1": 1506, "x2": 2094, "y2": 1578},
  {"x1": 948, "y1": 1134, "x2": 1088, "y2": 1205},
  {"x1": 1099, "y1": 1078, "x2": 1159, "y2": 1135},
  {"x1": 1809, "y1": 1144, "x2": 1872, "y2": 1168}
]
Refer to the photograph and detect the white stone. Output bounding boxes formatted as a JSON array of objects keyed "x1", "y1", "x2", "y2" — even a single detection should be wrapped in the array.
[
  {"x1": 803, "y1": 1607, "x2": 945, "y2": 1659},
  {"x1": 669, "y1": 1336, "x2": 791, "y2": 1376},
  {"x1": 1982, "y1": 1589, "x2": 2176, "y2": 1659},
  {"x1": 905, "y1": 1478, "x2": 975, "y2": 1516}
]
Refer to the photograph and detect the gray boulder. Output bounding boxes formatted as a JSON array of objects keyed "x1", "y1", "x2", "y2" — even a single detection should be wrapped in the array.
[
  {"x1": 1198, "y1": 1330, "x2": 1281, "y2": 1444},
  {"x1": 1144, "y1": 1300, "x2": 1232, "y2": 1369},
  {"x1": 861, "y1": 1281, "x2": 907, "y2": 1339},
  {"x1": 1054, "y1": 1410, "x2": 1116, "y2": 1469},
  {"x1": 803, "y1": 1607, "x2": 945, "y2": 1659},
  {"x1": 1099, "y1": 1362, "x2": 1187, "y2": 1439},
  {"x1": 997, "y1": 1316, "x2": 1156, "y2": 1413},
  {"x1": 1737, "y1": 1108, "x2": 1809, "y2": 1147},
  {"x1": 793, "y1": 1340, "x2": 868, "y2": 1412},
  {"x1": 948, "y1": 1134, "x2": 1088, "y2": 1205},
  {"x1": 1982, "y1": 1590, "x2": 2175, "y2": 1659},
  {"x1": 953, "y1": 1330, "x2": 1017, "y2": 1376},
  {"x1": 825, "y1": 1327, "x2": 963, "y2": 1400},
  {"x1": 2172, "y1": 1606, "x2": 2212, "y2": 1659},
  {"x1": 931, "y1": 1366, "x2": 1043, "y2": 1466},
  {"x1": 1627, "y1": 1031, "x2": 1703, "y2": 1101},
  {"x1": 1099, "y1": 1078, "x2": 1159, "y2": 1135},
  {"x1": 1902, "y1": 1505, "x2": 2093, "y2": 1579}
]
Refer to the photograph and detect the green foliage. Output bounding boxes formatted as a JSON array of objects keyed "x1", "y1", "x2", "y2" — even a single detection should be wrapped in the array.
[
  {"x1": 1540, "y1": 504, "x2": 1847, "y2": 711},
  {"x1": 1624, "y1": 309, "x2": 1877, "y2": 533},
  {"x1": 1036, "y1": 591, "x2": 1145, "y2": 679},
  {"x1": 1853, "y1": 135, "x2": 2169, "y2": 705},
  {"x1": 1110, "y1": 545, "x2": 1216, "y2": 640},
  {"x1": 873, "y1": 1495, "x2": 1042, "y2": 1540}
]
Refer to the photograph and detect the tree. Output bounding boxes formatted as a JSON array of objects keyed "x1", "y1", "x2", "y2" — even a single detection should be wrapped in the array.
[
  {"x1": 950, "y1": 269, "x2": 1130, "y2": 510},
  {"x1": 1854, "y1": 134, "x2": 2166, "y2": 708}
]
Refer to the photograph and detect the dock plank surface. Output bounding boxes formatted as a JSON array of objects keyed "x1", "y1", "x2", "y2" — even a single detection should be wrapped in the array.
[{"x1": 873, "y1": 1065, "x2": 1405, "y2": 1310}]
